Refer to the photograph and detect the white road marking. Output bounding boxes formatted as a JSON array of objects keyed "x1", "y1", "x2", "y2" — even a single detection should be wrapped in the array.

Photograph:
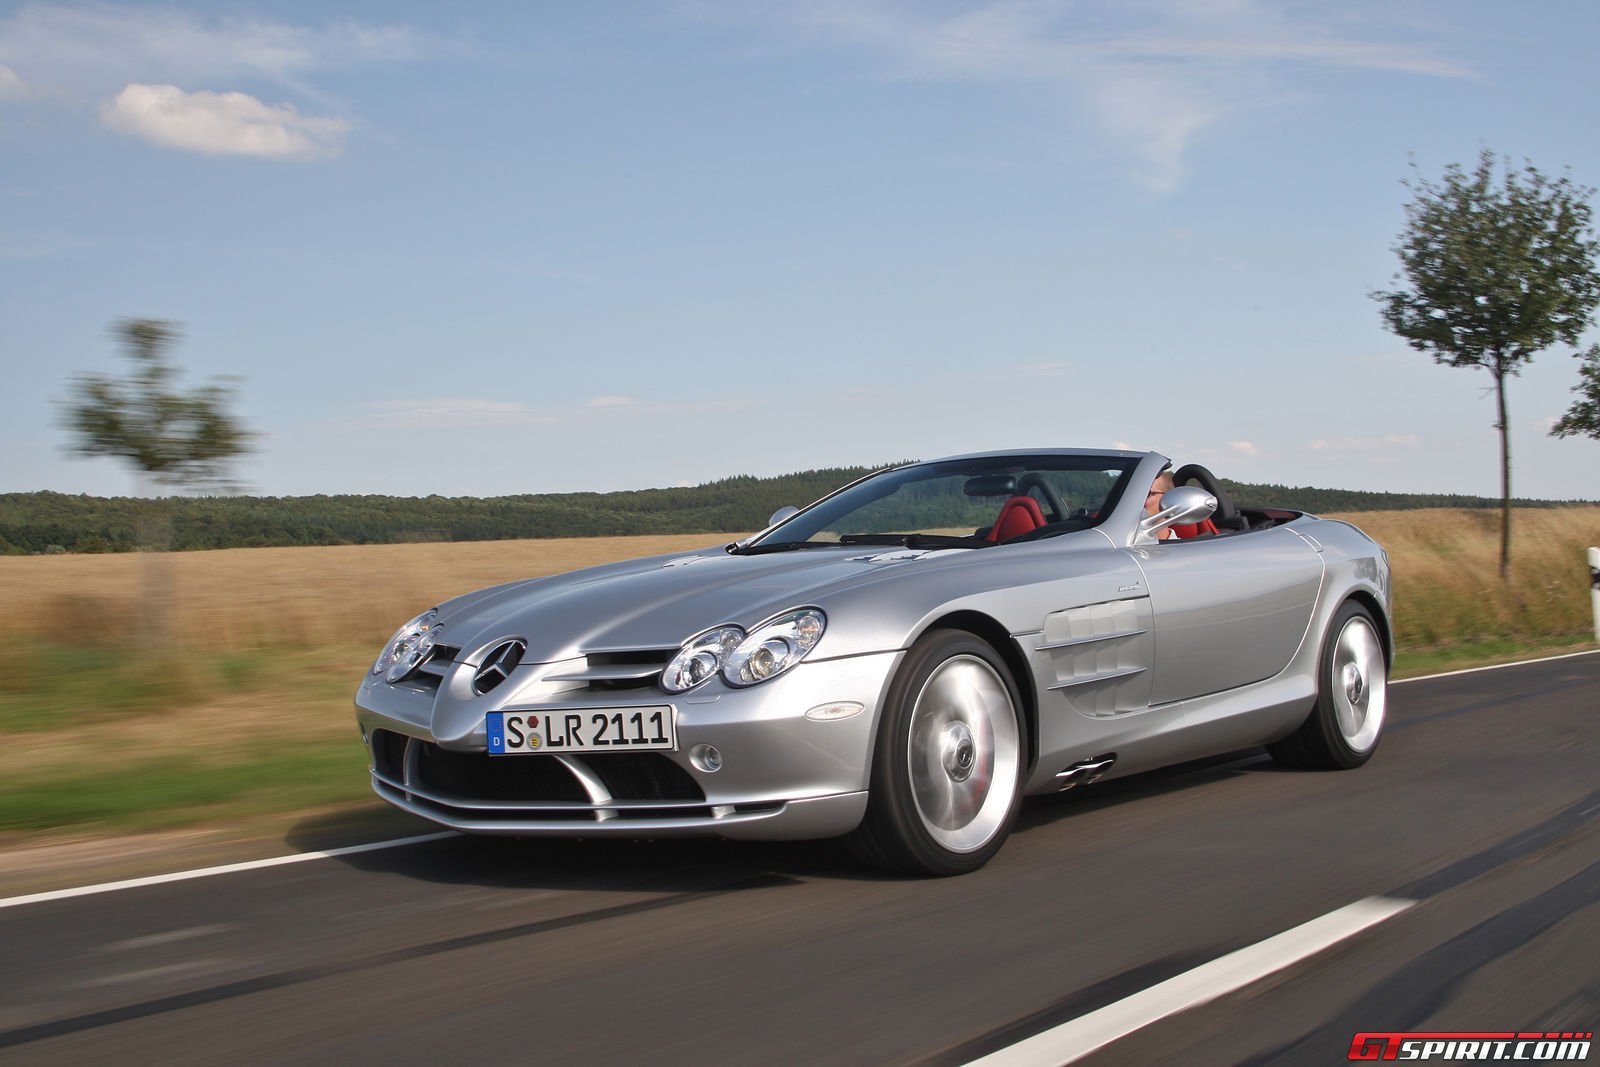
[
  {"x1": 1395, "y1": 647, "x2": 1599, "y2": 685},
  {"x1": 0, "y1": 832, "x2": 456, "y2": 911},
  {"x1": 959, "y1": 650, "x2": 1595, "y2": 1063},
  {"x1": 964, "y1": 896, "x2": 1416, "y2": 1066}
]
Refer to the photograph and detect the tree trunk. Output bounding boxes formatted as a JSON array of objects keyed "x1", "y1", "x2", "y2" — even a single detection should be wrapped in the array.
[
  {"x1": 137, "y1": 472, "x2": 173, "y2": 646},
  {"x1": 1494, "y1": 365, "x2": 1511, "y2": 581}
]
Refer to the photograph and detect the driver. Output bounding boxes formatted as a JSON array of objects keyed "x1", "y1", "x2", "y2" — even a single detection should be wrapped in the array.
[
  {"x1": 1146, "y1": 468, "x2": 1221, "y2": 540},
  {"x1": 1144, "y1": 470, "x2": 1177, "y2": 540}
]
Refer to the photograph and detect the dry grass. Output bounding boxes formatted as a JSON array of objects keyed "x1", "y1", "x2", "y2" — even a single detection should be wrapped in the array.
[
  {"x1": 4, "y1": 512, "x2": 1596, "y2": 655},
  {"x1": 2, "y1": 533, "x2": 748, "y2": 652},
  {"x1": 1326, "y1": 507, "x2": 1600, "y2": 649}
]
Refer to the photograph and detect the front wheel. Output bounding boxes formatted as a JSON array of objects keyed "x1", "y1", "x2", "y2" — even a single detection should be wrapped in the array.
[
  {"x1": 1268, "y1": 601, "x2": 1388, "y2": 769},
  {"x1": 847, "y1": 630, "x2": 1025, "y2": 875}
]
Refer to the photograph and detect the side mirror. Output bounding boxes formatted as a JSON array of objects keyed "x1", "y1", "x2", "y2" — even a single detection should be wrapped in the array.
[{"x1": 1138, "y1": 485, "x2": 1216, "y2": 539}]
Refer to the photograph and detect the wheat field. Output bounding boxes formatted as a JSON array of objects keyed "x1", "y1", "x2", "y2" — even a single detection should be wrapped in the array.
[
  {"x1": 1, "y1": 512, "x2": 1593, "y2": 832},
  {"x1": 2, "y1": 509, "x2": 1597, "y2": 654},
  {"x1": 2, "y1": 533, "x2": 745, "y2": 651},
  {"x1": 1326, "y1": 508, "x2": 1600, "y2": 648}
]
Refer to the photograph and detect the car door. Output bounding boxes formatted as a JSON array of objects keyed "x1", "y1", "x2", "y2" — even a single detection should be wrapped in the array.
[
  {"x1": 999, "y1": 542, "x2": 1165, "y2": 788},
  {"x1": 1133, "y1": 527, "x2": 1324, "y2": 705}
]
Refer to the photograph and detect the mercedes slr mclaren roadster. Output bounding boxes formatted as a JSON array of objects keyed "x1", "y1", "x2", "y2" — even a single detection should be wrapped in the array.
[{"x1": 356, "y1": 449, "x2": 1391, "y2": 874}]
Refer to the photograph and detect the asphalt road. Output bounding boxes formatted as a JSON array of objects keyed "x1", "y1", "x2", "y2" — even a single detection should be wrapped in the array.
[{"x1": 1, "y1": 653, "x2": 1595, "y2": 1066}]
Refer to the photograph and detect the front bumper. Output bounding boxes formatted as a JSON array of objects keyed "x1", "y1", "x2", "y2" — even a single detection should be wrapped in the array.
[{"x1": 354, "y1": 649, "x2": 900, "y2": 841}]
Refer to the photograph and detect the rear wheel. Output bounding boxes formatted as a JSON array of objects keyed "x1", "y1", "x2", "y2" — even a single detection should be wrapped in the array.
[
  {"x1": 847, "y1": 630, "x2": 1024, "y2": 875},
  {"x1": 1268, "y1": 601, "x2": 1387, "y2": 769}
]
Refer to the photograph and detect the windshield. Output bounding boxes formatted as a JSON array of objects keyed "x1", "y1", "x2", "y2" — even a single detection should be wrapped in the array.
[{"x1": 742, "y1": 454, "x2": 1138, "y2": 553}]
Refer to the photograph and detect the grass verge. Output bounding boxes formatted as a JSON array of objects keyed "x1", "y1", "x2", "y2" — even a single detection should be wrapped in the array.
[
  {"x1": 0, "y1": 742, "x2": 373, "y2": 834},
  {"x1": 1391, "y1": 634, "x2": 1598, "y2": 679}
]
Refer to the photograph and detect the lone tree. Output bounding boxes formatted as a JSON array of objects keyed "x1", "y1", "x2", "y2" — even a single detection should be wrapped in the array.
[
  {"x1": 1550, "y1": 342, "x2": 1600, "y2": 440},
  {"x1": 65, "y1": 319, "x2": 252, "y2": 494},
  {"x1": 1375, "y1": 149, "x2": 1600, "y2": 579},
  {"x1": 63, "y1": 319, "x2": 253, "y2": 638}
]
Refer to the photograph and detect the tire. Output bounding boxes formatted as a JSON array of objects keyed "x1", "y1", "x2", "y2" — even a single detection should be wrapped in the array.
[
  {"x1": 1268, "y1": 601, "x2": 1388, "y2": 770},
  {"x1": 846, "y1": 629, "x2": 1025, "y2": 875}
]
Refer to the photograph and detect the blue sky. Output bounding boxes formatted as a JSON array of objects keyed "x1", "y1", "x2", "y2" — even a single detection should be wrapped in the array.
[{"x1": 3, "y1": 1, "x2": 1598, "y2": 500}]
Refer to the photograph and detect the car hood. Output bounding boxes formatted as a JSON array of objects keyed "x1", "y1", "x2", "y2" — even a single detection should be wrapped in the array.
[{"x1": 432, "y1": 545, "x2": 965, "y2": 664}]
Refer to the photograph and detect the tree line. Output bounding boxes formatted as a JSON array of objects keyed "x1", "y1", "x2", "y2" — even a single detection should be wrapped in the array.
[{"x1": 2, "y1": 473, "x2": 1589, "y2": 556}]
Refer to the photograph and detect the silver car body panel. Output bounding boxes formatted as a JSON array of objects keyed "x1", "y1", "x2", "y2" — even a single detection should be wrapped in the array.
[{"x1": 355, "y1": 448, "x2": 1392, "y2": 840}]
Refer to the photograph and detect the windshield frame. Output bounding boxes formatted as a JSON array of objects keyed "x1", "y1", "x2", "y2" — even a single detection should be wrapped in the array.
[{"x1": 741, "y1": 452, "x2": 1143, "y2": 552}]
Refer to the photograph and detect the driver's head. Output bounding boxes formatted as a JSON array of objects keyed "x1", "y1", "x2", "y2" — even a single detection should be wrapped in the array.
[{"x1": 1145, "y1": 470, "x2": 1175, "y2": 517}]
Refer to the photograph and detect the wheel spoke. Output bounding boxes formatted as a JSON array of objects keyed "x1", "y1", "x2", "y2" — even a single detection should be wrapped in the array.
[
  {"x1": 1330, "y1": 616, "x2": 1386, "y2": 753},
  {"x1": 905, "y1": 654, "x2": 1021, "y2": 853}
]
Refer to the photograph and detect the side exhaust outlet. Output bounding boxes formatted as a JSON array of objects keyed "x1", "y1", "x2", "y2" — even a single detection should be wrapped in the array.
[{"x1": 1054, "y1": 753, "x2": 1117, "y2": 791}]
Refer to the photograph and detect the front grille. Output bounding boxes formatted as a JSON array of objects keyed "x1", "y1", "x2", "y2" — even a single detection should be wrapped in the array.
[
  {"x1": 371, "y1": 729, "x2": 409, "y2": 780},
  {"x1": 544, "y1": 648, "x2": 675, "y2": 691},
  {"x1": 415, "y1": 739, "x2": 591, "y2": 802},
  {"x1": 369, "y1": 729, "x2": 707, "y2": 810},
  {"x1": 585, "y1": 752, "x2": 704, "y2": 800}
]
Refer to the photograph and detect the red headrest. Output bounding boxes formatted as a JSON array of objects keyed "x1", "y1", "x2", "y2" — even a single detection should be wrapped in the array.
[
  {"x1": 1170, "y1": 518, "x2": 1219, "y2": 539},
  {"x1": 987, "y1": 496, "x2": 1046, "y2": 542}
]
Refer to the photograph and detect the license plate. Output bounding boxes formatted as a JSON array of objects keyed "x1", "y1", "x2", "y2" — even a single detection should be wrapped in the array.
[{"x1": 486, "y1": 707, "x2": 676, "y2": 755}]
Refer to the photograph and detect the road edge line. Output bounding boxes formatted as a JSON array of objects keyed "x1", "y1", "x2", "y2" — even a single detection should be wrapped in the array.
[
  {"x1": 0, "y1": 831, "x2": 457, "y2": 910},
  {"x1": 1395, "y1": 647, "x2": 1599, "y2": 685},
  {"x1": 963, "y1": 896, "x2": 1416, "y2": 1067}
]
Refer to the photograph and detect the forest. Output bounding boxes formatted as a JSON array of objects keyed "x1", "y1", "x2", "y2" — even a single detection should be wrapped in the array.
[{"x1": 1, "y1": 466, "x2": 1589, "y2": 554}]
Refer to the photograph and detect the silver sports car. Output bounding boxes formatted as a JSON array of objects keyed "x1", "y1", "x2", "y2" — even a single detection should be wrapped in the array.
[{"x1": 355, "y1": 449, "x2": 1391, "y2": 874}]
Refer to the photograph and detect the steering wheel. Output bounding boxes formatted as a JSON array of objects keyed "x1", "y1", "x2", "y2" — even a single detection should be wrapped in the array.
[
  {"x1": 1171, "y1": 463, "x2": 1240, "y2": 528},
  {"x1": 1014, "y1": 472, "x2": 1068, "y2": 522}
]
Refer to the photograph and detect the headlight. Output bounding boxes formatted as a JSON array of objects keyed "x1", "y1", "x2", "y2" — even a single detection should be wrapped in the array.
[
  {"x1": 373, "y1": 609, "x2": 440, "y2": 682},
  {"x1": 661, "y1": 626, "x2": 744, "y2": 693},
  {"x1": 723, "y1": 608, "x2": 826, "y2": 687}
]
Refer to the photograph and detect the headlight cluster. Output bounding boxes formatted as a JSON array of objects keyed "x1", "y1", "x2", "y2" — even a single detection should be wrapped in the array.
[
  {"x1": 660, "y1": 608, "x2": 826, "y2": 693},
  {"x1": 373, "y1": 609, "x2": 441, "y2": 683}
]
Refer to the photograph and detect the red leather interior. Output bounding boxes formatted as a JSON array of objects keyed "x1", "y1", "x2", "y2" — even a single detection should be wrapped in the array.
[
  {"x1": 987, "y1": 496, "x2": 1046, "y2": 542},
  {"x1": 1170, "y1": 518, "x2": 1220, "y2": 539}
]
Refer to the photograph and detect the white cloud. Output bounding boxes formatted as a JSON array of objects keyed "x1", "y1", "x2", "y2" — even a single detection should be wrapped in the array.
[
  {"x1": 688, "y1": 0, "x2": 1467, "y2": 192},
  {"x1": 613, "y1": 396, "x2": 759, "y2": 418},
  {"x1": 0, "y1": 6, "x2": 430, "y2": 97},
  {"x1": 340, "y1": 394, "x2": 759, "y2": 432},
  {"x1": 0, "y1": 61, "x2": 23, "y2": 98},
  {"x1": 101, "y1": 83, "x2": 348, "y2": 159},
  {"x1": 1012, "y1": 361, "x2": 1073, "y2": 377},
  {"x1": 1310, "y1": 433, "x2": 1421, "y2": 453},
  {"x1": 0, "y1": 231, "x2": 90, "y2": 258},
  {"x1": 1088, "y1": 71, "x2": 1221, "y2": 192},
  {"x1": 1228, "y1": 440, "x2": 1260, "y2": 457},
  {"x1": 0, "y1": 7, "x2": 446, "y2": 155},
  {"x1": 352, "y1": 399, "x2": 555, "y2": 430}
]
